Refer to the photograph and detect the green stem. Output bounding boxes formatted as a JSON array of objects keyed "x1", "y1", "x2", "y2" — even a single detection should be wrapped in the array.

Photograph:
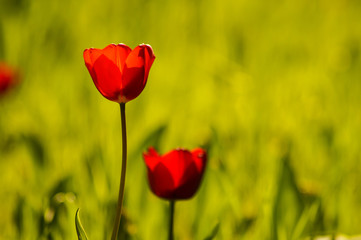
[
  {"x1": 168, "y1": 201, "x2": 175, "y2": 240},
  {"x1": 111, "y1": 103, "x2": 127, "y2": 240}
]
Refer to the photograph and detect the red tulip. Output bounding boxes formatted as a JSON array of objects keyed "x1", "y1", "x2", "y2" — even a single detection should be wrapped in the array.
[
  {"x1": 0, "y1": 62, "x2": 18, "y2": 96},
  {"x1": 83, "y1": 43, "x2": 155, "y2": 103},
  {"x1": 143, "y1": 147, "x2": 207, "y2": 200}
]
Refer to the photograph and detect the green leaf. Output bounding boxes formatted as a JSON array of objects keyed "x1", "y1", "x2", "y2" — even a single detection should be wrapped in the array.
[
  {"x1": 137, "y1": 124, "x2": 167, "y2": 153},
  {"x1": 21, "y1": 133, "x2": 46, "y2": 167},
  {"x1": 0, "y1": 21, "x2": 4, "y2": 59},
  {"x1": 75, "y1": 209, "x2": 88, "y2": 240},
  {"x1": 272, "y1": 152, "x2": 304, "y2": 240},
  {"x1": 204, "y1": 222, "x2": 220, "y2": 240}
]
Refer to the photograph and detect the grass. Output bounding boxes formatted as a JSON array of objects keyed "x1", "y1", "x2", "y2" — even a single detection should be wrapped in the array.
[{"x1": 1, "y1": 0, "x2": 361, "y2": 239}]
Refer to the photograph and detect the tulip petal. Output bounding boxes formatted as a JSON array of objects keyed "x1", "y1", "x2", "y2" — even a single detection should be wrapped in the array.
[
  {"x1": 143, "y1": 147, "x2": 161, "y2": 171},
  {"x1": 191, "y1": 148, "x2": 207, "y2": 173},
  {"x1": 84, "y1": 44, "x2": 133, "y2": 102},
  {"x1": 102, "y1": 44, "x2": 132, "y2": 72},
  {"x1": 174, "y1": 162, "x2": 202, "y2": 199},
  {"x1": 141, "y1": 44, "x2": 156, "y2": 84},
  {"x1": 83, "y1": 48, "x2": 102, "y2": 67},
  {"x1": 147, "y1": 163, "x2": 175, "y2": 199},
  {"x1": 121, "y1": 45, "x2": 155, "y2": 101},
  {"x1": 161, "y1": 149, "x2": 194, "y2": 187},
  {"x1": 0, "y1": 62, "x2": 18, "y2": 94},
  {"x1": 83, "y1": 48, "x2": 100, "y2": 85},
  {"x1": 84, "y1": 44, "x2": 131, "y2": 68},
  {"x1": 84, "y1": 44, "x2": 154, "y2": 103},
  {"x1": 91, "y1": 55, "x2": 122, "y2": 101},
  {"x1": 122, "y1": 47, "x2": 146, "y2": 101},
  {"x1": 121, "y1": 66, "x2": 145, "y2": 101},
  {"x1": 175, "y1": 150, "x2": 206, "y2": 199},
  {"x1": 143, "y1": 147, "x2": 207, "y2": 200}
]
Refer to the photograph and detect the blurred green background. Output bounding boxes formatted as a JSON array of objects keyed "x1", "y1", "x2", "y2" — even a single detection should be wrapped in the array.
[{"x1": 1, "y1": 0, "x2": 361, "y2": 239}]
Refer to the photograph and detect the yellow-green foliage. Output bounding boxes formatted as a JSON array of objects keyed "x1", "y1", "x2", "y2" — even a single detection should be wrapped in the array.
[{"x1": 1, "y1": 0, "x2": 361, "y2": 239}]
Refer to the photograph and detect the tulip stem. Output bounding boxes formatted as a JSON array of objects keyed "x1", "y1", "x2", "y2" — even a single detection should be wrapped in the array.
[
  {"x1": 168, "y1": 200, "x2": 175, "y2": 240},
  {"x1": 111, "y1": 103, "x2": 128, "y2": 240}
]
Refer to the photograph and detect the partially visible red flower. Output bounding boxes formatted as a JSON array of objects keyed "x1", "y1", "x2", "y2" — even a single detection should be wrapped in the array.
[
  {"x1": 143, "y1": 147, "x2": 207, "y2": 200},
  {"x1": 83, "y1": 43, "x2": 155, "y2": 103},
  {"x1": 0, "y1": 62, "x2": 19, "y2": 96}
]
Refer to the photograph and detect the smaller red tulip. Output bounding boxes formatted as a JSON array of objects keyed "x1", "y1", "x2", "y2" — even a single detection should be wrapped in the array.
[
  {"x1": 83, "y1": 43, "x2": 155, "y2": 103},
  {"x1": 143, "y1": 147, "x2": 207, "y2": 200},
  {"x1": 0, "y1": 62, "x2": 19, "y2": 96}
]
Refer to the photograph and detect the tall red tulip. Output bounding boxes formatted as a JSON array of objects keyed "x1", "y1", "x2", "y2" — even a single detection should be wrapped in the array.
[
  {"x1": 0, "y1": 61, "x2": 18, "y2": 96},
  {"x1": 83, "y1": 43, "x2": 155, "y2": 103},
  {"x1": 143, "y1": 147, "x2": 207, "y2": 200},
  {"x1": 82, "y1": 43, "x2": 155, "y2": 240}
]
